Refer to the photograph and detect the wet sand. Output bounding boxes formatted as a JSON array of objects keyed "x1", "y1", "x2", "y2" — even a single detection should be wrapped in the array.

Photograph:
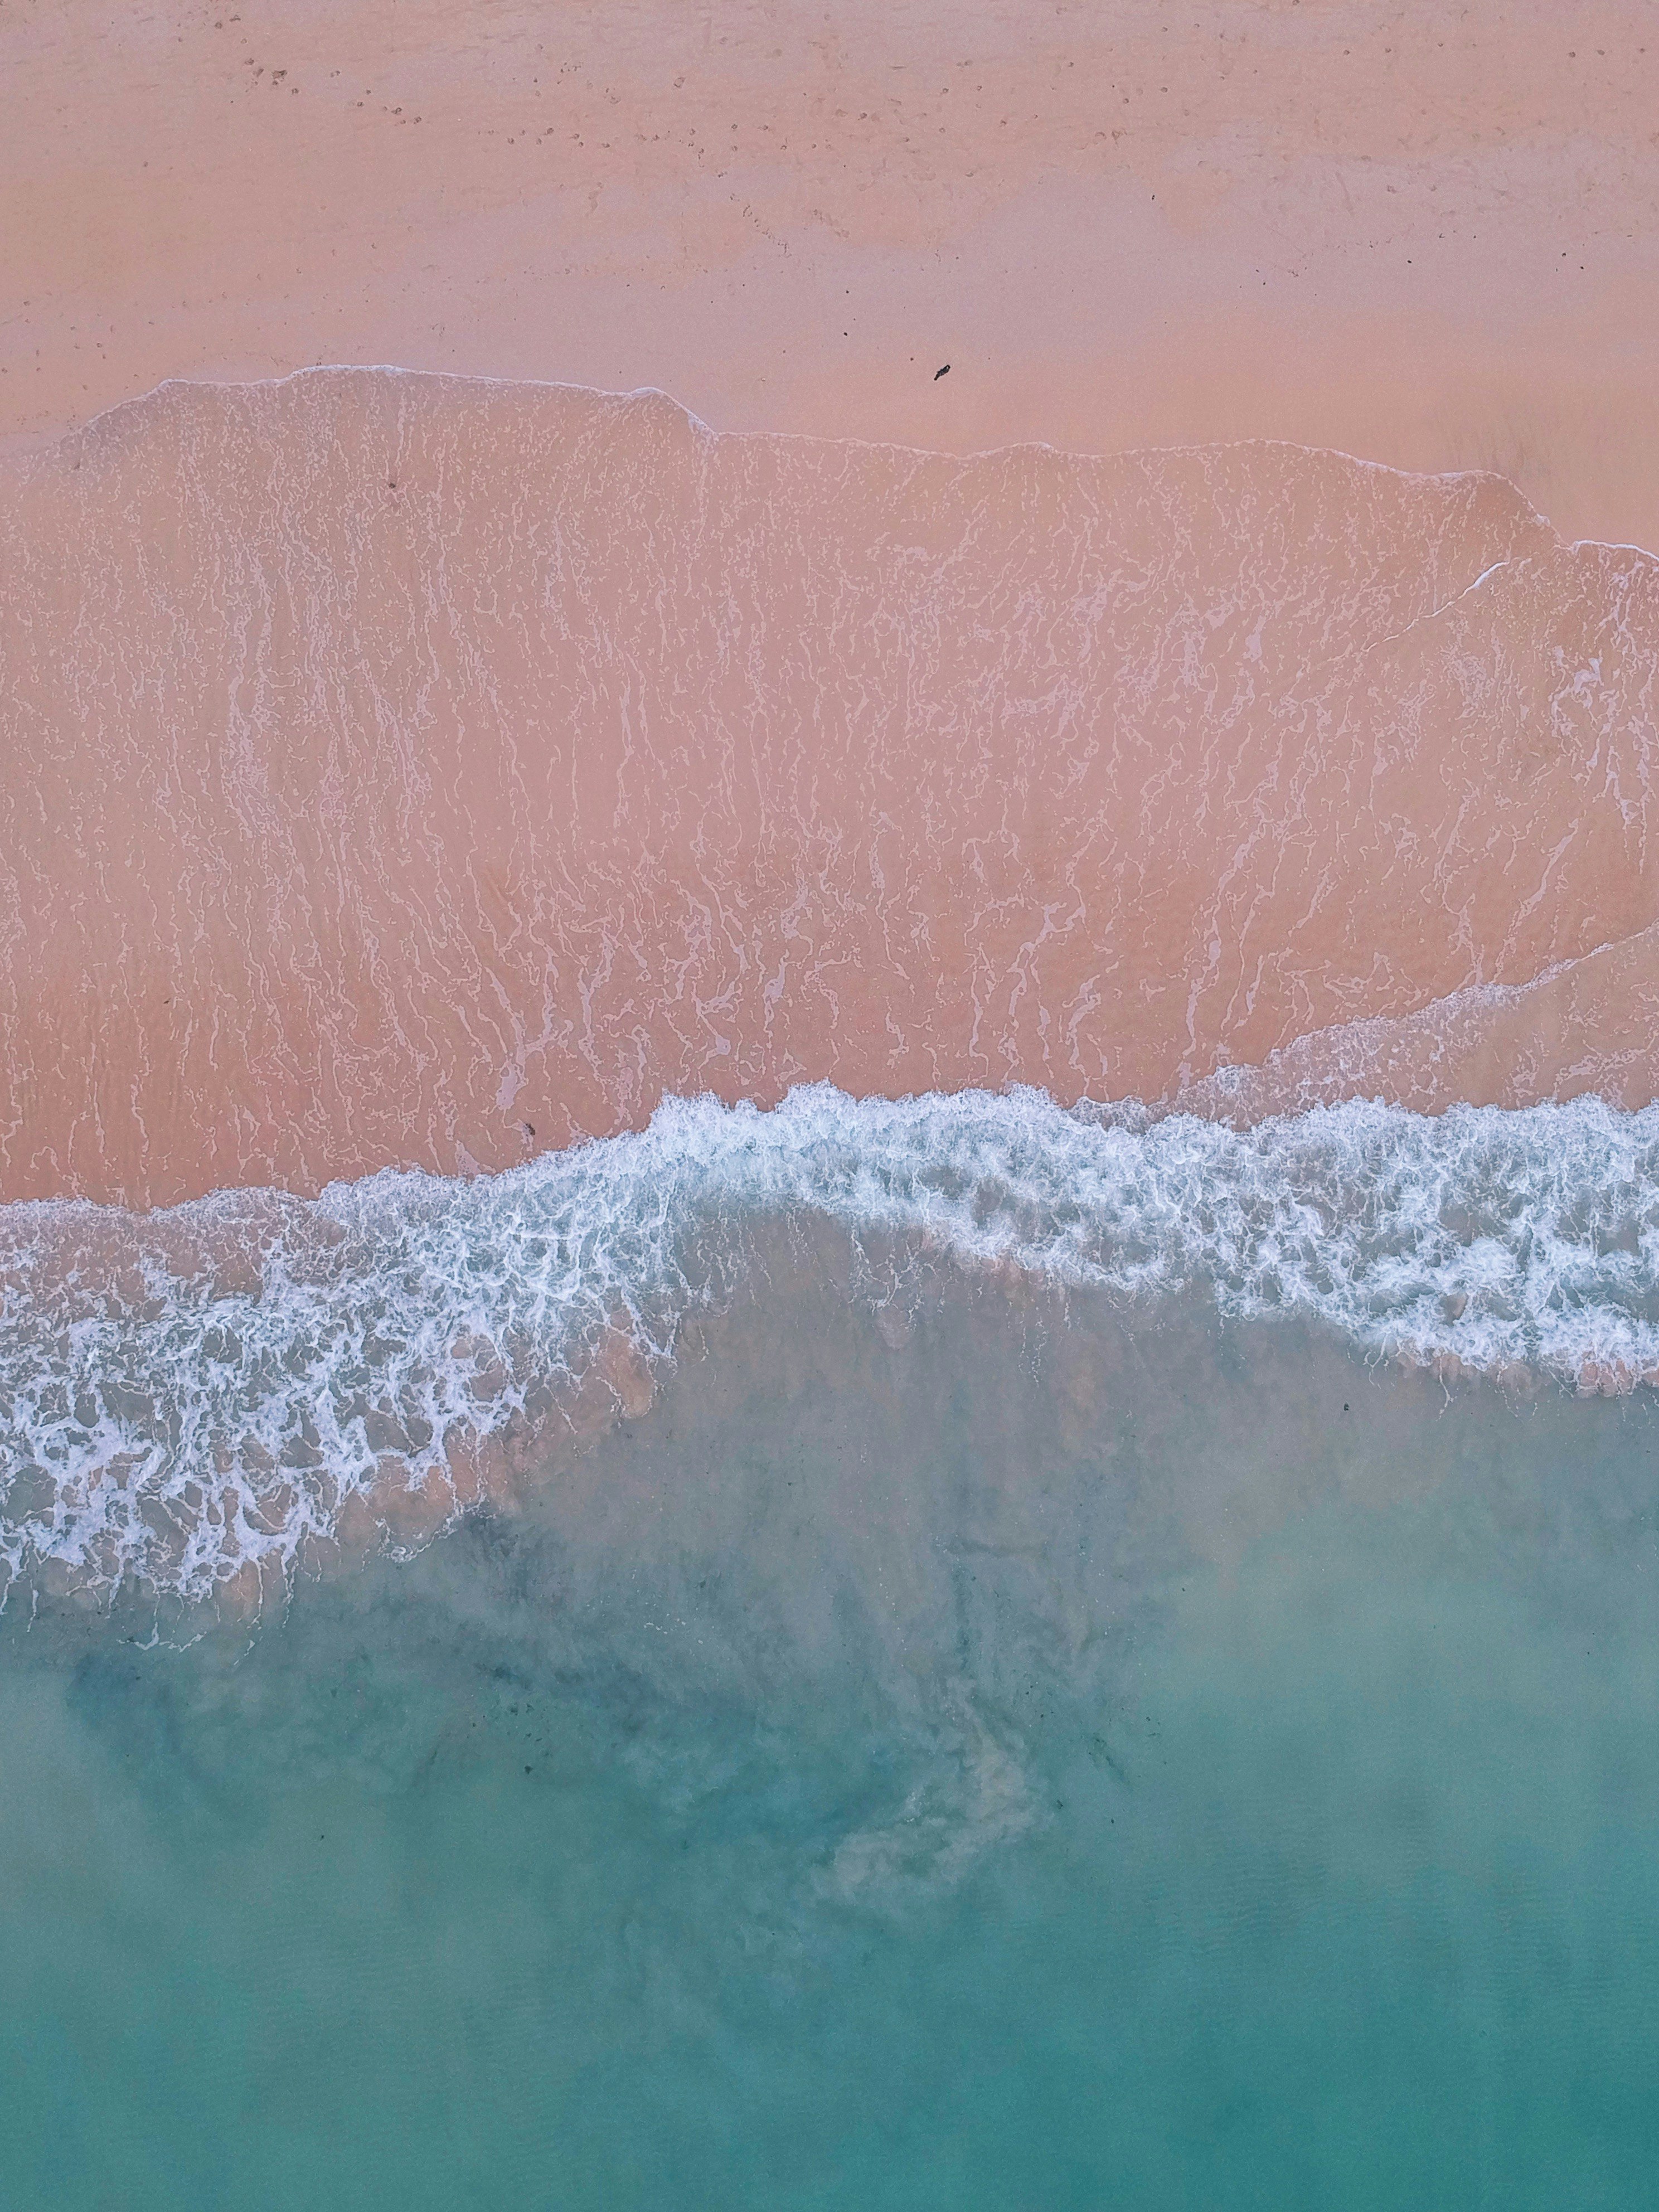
[{"x1": 3, "y1": 368, "x2": 1656, "y2": 1205}]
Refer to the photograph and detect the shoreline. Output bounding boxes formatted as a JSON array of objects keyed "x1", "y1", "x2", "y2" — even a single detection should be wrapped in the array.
[
  {"x1": 7, "y1": 370, "x2": 1657, "y2": 1208},
  {"x1": 6, "y1": 2, "x2": 1658, "y2": 546}
]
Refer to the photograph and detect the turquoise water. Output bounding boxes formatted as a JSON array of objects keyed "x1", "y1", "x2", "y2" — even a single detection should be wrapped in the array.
[{"x1": 4, "y1": 1260, "x2": 1658, "y2": 2208}]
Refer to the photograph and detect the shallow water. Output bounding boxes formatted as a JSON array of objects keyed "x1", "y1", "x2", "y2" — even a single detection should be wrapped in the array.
[
  {"x1": 8, "y1": 1090, "x2": 1659, "y2": 1605},
  {"x1": 4, "y1": 1258, "x2": 1658, "y2": 2208},
  {"x1": 8, "y1": 372, "x2": 1658, "y2": 1207}
]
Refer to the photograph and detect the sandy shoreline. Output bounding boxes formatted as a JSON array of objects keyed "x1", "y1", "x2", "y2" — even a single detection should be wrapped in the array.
[
  {"x1": 2, "y1": 366, "x2": 1654, "y2": 1206},
  {"x1": 6, "y1": 1, "x2": 1658, "y2": 546},
  {"x1": 4, "y1": 2, "x2": 1658, "y2": 1205}
]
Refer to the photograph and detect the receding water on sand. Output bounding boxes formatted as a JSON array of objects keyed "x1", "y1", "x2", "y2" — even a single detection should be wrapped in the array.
[{"x1": 4, "y1": 1255, "x2": 1658, "y2": 2209}]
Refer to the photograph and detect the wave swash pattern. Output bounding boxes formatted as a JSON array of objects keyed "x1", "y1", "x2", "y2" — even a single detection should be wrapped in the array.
[
  {"x1": 3, "y1": 1087, "x2": 1658, "y2": 1608},
  {"x1": 5, "y1": 369, "x2": 1659, "y2": 1208}
]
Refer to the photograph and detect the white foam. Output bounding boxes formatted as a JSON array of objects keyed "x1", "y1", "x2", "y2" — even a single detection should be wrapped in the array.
[{"x1": 3, "y1": 1086, "x2": 1657, "y2": 1603}]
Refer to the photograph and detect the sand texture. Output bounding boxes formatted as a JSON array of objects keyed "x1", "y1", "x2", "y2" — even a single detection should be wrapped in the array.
[
  {"x1": 5, "y1": 0, "x2": 1659, "y2": 548},
  {"x1": 4, "y1": 2, "x2": 1659, "y2": 1204},
  {"x1": 3, "y1": 368, "x2": 1655, "y2": 1205}
]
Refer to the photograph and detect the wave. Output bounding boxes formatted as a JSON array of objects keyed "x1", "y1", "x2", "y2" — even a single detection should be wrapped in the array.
[
  {"x1": 1171, "y1": 918, "x2": 1659, "y2": 1121},
  {"x1": 3, "y1": 1086, "x2": 1658, "y2": 1608}
]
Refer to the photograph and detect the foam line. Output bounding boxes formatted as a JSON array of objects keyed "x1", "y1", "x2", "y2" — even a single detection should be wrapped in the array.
[{"x1": 3, "y1": 1086, "x2": 1657, "y2": 1604}]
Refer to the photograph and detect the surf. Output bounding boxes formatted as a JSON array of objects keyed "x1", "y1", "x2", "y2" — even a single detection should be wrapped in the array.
[{"x1": 6, "y1": 1084, "x2": 1658, "y2": 1611}]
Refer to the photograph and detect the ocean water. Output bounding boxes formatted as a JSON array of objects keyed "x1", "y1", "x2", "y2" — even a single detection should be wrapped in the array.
[{"x1": 4, "y1": 1094, "x2": 1659, "y2": 2205}]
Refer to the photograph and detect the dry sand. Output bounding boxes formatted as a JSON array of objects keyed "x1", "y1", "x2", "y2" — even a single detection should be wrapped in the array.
[{"x1": 6, "y1": 0, "x2": 1658, "y2": 546}]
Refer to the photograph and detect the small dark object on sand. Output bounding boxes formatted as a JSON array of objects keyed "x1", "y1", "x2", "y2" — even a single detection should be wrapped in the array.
[{"x1": 934, "y1": 363, "x2": 950, "y2": 380}]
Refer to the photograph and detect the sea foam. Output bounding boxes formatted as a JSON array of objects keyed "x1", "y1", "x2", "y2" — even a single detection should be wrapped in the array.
[{"x1": 2, "y1": 1086, "x2": 1656, "y2": 1604}]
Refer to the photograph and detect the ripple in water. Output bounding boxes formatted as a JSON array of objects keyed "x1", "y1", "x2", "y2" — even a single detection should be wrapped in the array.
[
  {"x1": 3, "y1": 1252, "x2": 1658, "y2": 2208},
  {"x1": 4, "y1": 1088, "x2": 1659, "y2": 1610}
]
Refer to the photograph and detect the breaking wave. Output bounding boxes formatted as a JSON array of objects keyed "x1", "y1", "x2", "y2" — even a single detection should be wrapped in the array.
[{"x1": 3, "y1": 1086, "x2": 1657, "y2": 1604}]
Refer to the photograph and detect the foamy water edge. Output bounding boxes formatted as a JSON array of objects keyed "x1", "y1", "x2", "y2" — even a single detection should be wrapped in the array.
[{"x1": 3, "y1": 1085, "x2": 1657, "y2": 1608}]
